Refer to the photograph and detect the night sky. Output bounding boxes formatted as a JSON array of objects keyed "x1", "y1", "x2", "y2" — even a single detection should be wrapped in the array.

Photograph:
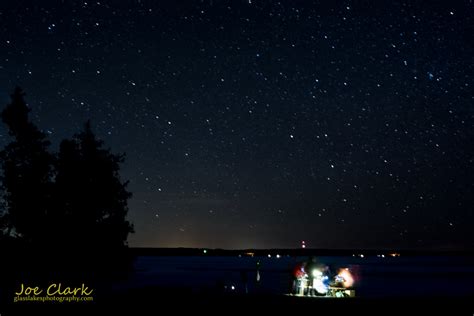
[{"x1": 0, "y1": 0, "x2": 472, "y2": 250}]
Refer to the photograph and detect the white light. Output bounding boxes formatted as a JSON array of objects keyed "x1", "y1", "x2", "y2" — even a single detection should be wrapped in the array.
[
  {"x1": 312, "y1": 269, "x2": 323, "y2": 278},
  {"x1": 231, "y1": 285, "x2": 235, "y2": 290},
  {"x1": 313, "y1": 280, "x2": 328, "y2": 294},
  {"x1": 276, "y1": 254, "x2": 280, "y2": 258},
  {"x1": 267, "y1": 254, "x2": 271, "y2": 258}
]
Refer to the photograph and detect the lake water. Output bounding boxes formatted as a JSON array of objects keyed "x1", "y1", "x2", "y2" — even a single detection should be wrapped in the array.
[{"x1": 115, "y1": 255, "x2": 474, "y2": 298}]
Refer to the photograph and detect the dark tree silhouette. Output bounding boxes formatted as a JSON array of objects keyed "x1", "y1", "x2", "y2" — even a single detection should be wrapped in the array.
[
  {"x1": 0, "y1": 88, "x2": 134, "y2": 288},
  {"x1": 0, "y1": 87, "x2": 54, "y2": 244},
  {"x1": 54, "y1": 121, "x2": 133, "y2": 249},
  {"x1": 0, "y1": 88, "x2": 133, "y2": 253}
]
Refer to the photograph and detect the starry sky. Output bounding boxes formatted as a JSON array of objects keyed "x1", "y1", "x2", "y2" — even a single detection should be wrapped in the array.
[{"x1": 0, "y1": 0, "x2": 473, "y2": 250}]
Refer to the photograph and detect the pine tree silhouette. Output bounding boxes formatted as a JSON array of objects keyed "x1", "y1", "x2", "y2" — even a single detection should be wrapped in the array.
[
  {"x1": 0, "y1": 88, "x2": 133, "y2": 252},
  {"x1": 0, "y1": 87, "x2": 54, "y2": 244},
  {"x1": 55, "y1": 121, "x2": 133, "y2": 249},
  {"x1": 0, "y1": 87, "x2": 134, "y2": 282}
]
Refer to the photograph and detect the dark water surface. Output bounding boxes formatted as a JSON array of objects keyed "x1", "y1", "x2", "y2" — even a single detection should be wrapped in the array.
[{"x1": 113, "y1": 255, "x2": 474, "y2": 298}]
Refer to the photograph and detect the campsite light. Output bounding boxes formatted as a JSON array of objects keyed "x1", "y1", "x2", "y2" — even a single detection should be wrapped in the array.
[
  {"x1": 337, "y1": 268, "x2": 354, "y2": 288},
  {"x1": 312, "y1": 269, "x2": 323, "y2": 278}
]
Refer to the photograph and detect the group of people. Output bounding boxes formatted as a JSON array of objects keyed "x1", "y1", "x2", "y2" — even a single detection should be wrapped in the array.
[{"x1": 291, "y1": 257, "x2": 333, "y2": 296}]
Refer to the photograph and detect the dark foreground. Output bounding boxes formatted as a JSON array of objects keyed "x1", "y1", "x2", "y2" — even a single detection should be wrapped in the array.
[
  {"x1": 1, "y1": 248, "x2": 474, "y2": 315},
  {"x1": 3, "y1": 289, "x2": 474, "y2": 315}
]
